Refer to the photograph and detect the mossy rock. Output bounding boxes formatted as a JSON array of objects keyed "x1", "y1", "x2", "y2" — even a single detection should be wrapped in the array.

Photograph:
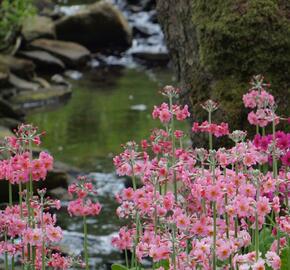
[{"x1": 10, "y1": 86, "x2": 72, "y2": 109}]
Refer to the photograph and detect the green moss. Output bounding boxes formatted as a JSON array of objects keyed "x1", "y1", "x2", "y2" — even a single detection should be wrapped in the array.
[
  {"x1": 192, "y1": 0, "x2": 290, "y2": 77},
  {"x1": 189, "y1": 0, "x2": 290, "y2": 135}
]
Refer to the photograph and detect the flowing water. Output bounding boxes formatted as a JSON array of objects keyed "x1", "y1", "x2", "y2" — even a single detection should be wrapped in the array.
[
  {"x1": 26, "y1": 1, "x2": 174, "y2": 268},
  {"x1": 27, "y1": 67, "x2": 175, "y2": 269}
]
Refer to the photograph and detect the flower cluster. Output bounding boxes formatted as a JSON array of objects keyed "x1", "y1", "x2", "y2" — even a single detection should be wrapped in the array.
[
  {"x1": 192, "y1": 121, "x2": 230, "y2": 137},
  {"x1": 253, "y1": 132, "x2": 290, "y2": 166},
  {"x1": 243, "y1": 75, "x2": 278, "y2": 127},
  {"x1": 152, "y1": 103, "x2": 190, "y2": 123},
  {"x1": 0, "y1": 151, "x2": 53, "y2": 184},
  {"x1": 68, "y1": 176, "x2": 102, "y2": 217},
  {"x1": 113, "y1": 82, "x2": 289, "y2": 270}
]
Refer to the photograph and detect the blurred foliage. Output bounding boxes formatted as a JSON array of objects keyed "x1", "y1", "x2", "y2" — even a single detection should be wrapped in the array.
[{"x1": 0, "y1": 0, "x2": 36, "y2": 50}]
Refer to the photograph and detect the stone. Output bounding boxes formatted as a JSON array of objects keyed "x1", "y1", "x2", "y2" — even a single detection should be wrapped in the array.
[
  {"x1": 0, "y1": 54, "x2": 35, "y2": 79},
  {"x1": 55, "y1": 1, "x2": 132, "y2": 51},
  {"x1": 0, "y1": 117, "x2": 21, "y2": 129},
  {"x1": 9, "y1": 73, "x2": 40, "y2": 91},
  {"x1": 34, "y1": 0, "x2": 55, "y2": 13},
  {"x1": 0, "y1": 98, "x2": 24, "y2": 119},
  {"x1": 18, "y1": 50, "x2": 65, "y2": 72},
  {"x1": 0, "y1": 64, "x2": 9, "y2": 87},
  {"x1": 0, "y1": 125, "x2": 14, "y2": 140},
  {"x1": 51, "y1": 74, "x2": 70, "y2": 86},
  {"x1": 132, "y1": 51, "x2": 170, "y2": 65},
  {"x1": 128, "y1": 0, "x2": 156, "y2": 12},
  {"x1": 48, "y1": 187, "x2": 70, "y2": 200},
  {"x1": 30, "y1": 39, "x2": 91, "y2": 67},
  {"x1": 22, "y1": 15, "x2": 56, "y2": 42},
  {"x1": 10, "y1": 85, "x2": 72, "y2": 109},
  {"x1": 39, "y1": 170, "x2": 69, "y2": 191}
]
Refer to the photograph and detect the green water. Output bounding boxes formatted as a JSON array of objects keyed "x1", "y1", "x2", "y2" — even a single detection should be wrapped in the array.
[{"x1": 28, "y1": 67, "x2": 174, "y2": 171}]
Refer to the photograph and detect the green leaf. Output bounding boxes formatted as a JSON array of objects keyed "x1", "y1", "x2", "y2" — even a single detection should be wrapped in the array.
[
  {"x1": 281, "y1": 246, "x2": 290, "y2": 270},
  {"x1": 259, "y1": 227, "x2": 275, "y2": 256},
  {"x1": 156, "y1": 259, "x2": 170, "y2": 270},
  {"x1": 111, "y1": 264, "x2": 129, "y2": 270}
]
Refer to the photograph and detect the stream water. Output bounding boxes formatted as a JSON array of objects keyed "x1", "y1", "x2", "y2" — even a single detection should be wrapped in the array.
[
  {"x1": 27, "y1": 66, "x2": 175, "y2": 269},
  {"x1": 25, "y1": 1, "x2": 174, "y2": 268}
]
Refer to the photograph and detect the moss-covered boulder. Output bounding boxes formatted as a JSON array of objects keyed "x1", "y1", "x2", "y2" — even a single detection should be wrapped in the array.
[{"x1": 157, "y1": 0, "x2": 290, "y2": 143}]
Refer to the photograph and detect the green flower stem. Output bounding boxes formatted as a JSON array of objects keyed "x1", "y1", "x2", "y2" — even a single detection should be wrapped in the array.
[
  {"x1": 9, "y1": 182, "x2": 15, "y2": 270},
  {"x1": 27, "y1": 140, "x2": 33, "y2": 269},
  {"x1": 208, "y1": 109, "x2": 216, "y2": 270},
  {"x1": 208, "y1": 110, "x2": 213, "y2": 150},
  {"x1": 255, "y1": 181, "x2": 260, "y2": 261},
  {"x1": 19, "y1": 183, "x2": 25, "y2": 270},
  {"x1": 125, "y1": 249, "x2": 129, "y2": 269},
  {"x1": 131, "y1": 169, "x2": 141, "y2": 269},
  {"x1": 169, "y1": 95, "x2": 177, "y2": 202},
  {"x1": 171, "y1": 224, "x2": 177, "y2": 270},
  {"x1": 255, "y1": 211, "x2": 259, "y2": 260},
  {"x1": 4, "y1": 230, "x2": 8, "y2": 270},
  {"x1": 272, "y1": 119, "x2": 280, "y2": 254},
  {"x1": 83, "y1": 216, "x2": 89, "y2": 270},
  {"x1": 213, "y1": 201, "x2": 217, "y2": 270},
  {"x1": 41, "y1": 196, "x2": 45, "y2": 270}
]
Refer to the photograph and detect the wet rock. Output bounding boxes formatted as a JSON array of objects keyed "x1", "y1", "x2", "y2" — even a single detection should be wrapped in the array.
[
  {"x1": 0, "y1": 125, "x2": 14, "y2": 139},
  {"x1": 0, "y1": 117, "x2": 20, "y2": 129},
  {"x1": 39, "y1": 170, "x2": 69, "y2": 191},
  {"x1": 132, "y1": 51, "x2": 169, "y2": 65},
  {"x1": 48, "y1": 186, "x2": 70, "y2": 200},
  {"x1": 64, "y1": 70, "x2": 83, "y2": 80},
  {"x1": 0, "y1": 98, "x2": 24, "y2": 119},
  {"x1": 55, "y1": 1, "x2": 132, "y2": 51},
  {"x1": 21, "y1": 15, "x2": 56, "y2": 42},
  {"x1": 18, "y1": 50, "x2": 65, "y2": 72},
  {"x1": 34, "y1": 0, "x2": 55, "y2": 13},
  {"x1": 30, "y1": 39, "x2": 91, "y2": 67},
  {"x1": 0, "y1": 65, "x2": 9, "y2": 88},
  {"x1": 9, "y1": 73, "x2": 40, "y2": 91},
  {"x1": 51, "y1": 74, "x2": 70, "y2": 86},
  {"x1": 133, "y1": 25, "x2": 153, "y2": 37},
  {"x1": 10, "y1": 85, "x2": 72, "y2": 110},
  {"x1": 127, "y1": 0, "x2": 156, "y2": 11},
  {"x1": 0, "y1": 54, "x2": 35, "y2": 79}
]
